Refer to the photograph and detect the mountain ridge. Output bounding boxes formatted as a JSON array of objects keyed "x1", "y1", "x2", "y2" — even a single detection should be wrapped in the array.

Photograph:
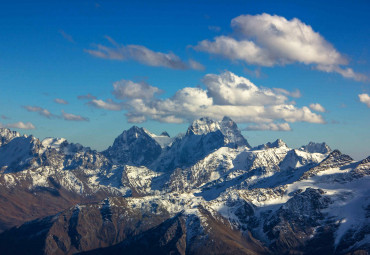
[{"x1": 0, "y1": 117, "x2": 368, "y2": 254}]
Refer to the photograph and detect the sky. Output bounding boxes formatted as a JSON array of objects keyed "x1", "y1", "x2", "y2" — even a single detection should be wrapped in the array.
[{"x1": 0, "y1": 0, "x2": 369, "y2": 159}]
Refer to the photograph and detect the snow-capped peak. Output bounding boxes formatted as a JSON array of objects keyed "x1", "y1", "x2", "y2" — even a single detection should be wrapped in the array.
[
  {"x1": 299, "y1": 141, "x2": 331, "y2": 154},
  {"x1": 187, "y1": 117, "x2": 221, "y2": 136},
  {"x1": 41, "y1": 137, "x2": 67, "y2": 151},
  {"x1": 160, "y1": 131, "x2": 170, "y2": 137},
  {"x1": 143, "y1": 128, "x2": 173, "y2": 148},
  {"x1": 271, "y1": 139, "x2": 287, "y2": 148},
  {"x1": 254, "y1": 139, "x2": 287, "y2": 150},
  {"x1": 0, "y1": 128, "x2": 21, "y2": 147},
  {"x1": 103, "y1": 126, "x2": 162, "y2": 166},
  {"x1": 186, "y1": 116, "x2": 250, "y2": 148}
]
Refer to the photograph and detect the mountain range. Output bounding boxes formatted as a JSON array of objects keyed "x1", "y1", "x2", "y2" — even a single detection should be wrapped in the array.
[{"x1": 0, "y1": 117, "x2": 368, "y2": 255}]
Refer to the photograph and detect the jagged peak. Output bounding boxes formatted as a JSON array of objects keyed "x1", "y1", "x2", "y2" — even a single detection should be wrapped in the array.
[
  {"x1": 0, "y1": 128, "x2": 22, "y2": 144},
  {"x1": 321, "y1": 149, "x2": 353, "y2": 164},
  {"x1": 221, "y1": 116, "x2": 233, "y2": 122},
  {"x1": 127, "y1": 125, "x2": 145, "y2": 133},
  {"x1": 41, "y1": 137, "x2": 67, "y2": 149},
  {"x1": 359, "y1": 156, "x2": 370, "y2": 164},
  {"x1": 271, "y1": 139, "x2": 287, "y2": 148},
  {"x1": 0, "y1": 128, "x2": 21, "y2": 137},
  {"x1": 160, "y1": 131, "x2": 170, "y2": 137},
  {"x1": 185, "y1": 116, "x2": 250, "y2": 148},
  {"x1": 142, "y1": 128, "x2": 173, "y2": 148},
  {"x1": 254, "y1": 139, "x2": 287, "y2": 150},
  {"x1": 299, "y1": 141, "x2": 331, "y2": 154},
  {"x1": 115, "y1": 126, "x2": 149, "y2": 141},
  {"x1": 187, "y1": 117, "x2": 220, "y2": 135}
]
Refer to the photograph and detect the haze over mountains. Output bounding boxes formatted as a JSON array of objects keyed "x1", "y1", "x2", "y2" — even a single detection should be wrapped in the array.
[{"x1": 0, "y1": 117, "x2": 368, "y2": 254}]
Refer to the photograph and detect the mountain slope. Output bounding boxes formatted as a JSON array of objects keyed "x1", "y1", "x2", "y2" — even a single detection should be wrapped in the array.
[
  {"x1": 0, "y1": 117, "x2": 368, "y2": 254},
  {"x1": 103, "y1": 126, "x2": 162, "y2": 166}
]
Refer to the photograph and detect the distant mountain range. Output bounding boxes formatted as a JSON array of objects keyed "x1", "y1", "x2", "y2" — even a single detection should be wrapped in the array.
[{"x1": 0, "y1": 117, "x2": 368, "y2": 254}]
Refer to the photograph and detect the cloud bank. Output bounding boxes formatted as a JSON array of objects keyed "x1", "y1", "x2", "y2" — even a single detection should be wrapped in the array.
[
  {"x1": 0, "y1": 122, "x2": 35, "y2": 130},
  {"x1": 244, "y1": 122, "x2": 291, "y2": 131},
  {"x1": 86, "y1": 36, "x2": 203, "y2": 70},
  {"x1": 194, "y1": 13, "x2": 365, "y2": 81},
  {"x1": 88, "y1": 71, "x2": 325, "y2": 129}
]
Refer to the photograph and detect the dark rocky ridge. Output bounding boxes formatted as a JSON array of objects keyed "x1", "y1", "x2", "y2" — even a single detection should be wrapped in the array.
[{"x1": 103, "y1": 126, "x2": 162, "y2": 167}]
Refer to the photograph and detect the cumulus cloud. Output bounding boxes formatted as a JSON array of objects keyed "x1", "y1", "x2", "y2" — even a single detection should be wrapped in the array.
[
  {"x1": 59, "y1": 30, "x2": 74, "y2": 43},
  {"x1": 23, "y1": 106, "x2": 56, "y2": 119},
  {"x1": 54, "y1": 98, "x2": 68, "y2": 105},
  {"x1": 309, "y1": 103, "x2": 326, "y2": 112},
  {"x1": 193, "y1": 13, "x2": 365, "y2": 81},
  {"x1": 195, "y1": 36, "x2": 273, "y2": 66},
  {"x1": 112, "y1": 80, "x2": 162, "y2": 100},
  {"x1": 93, "y1": 71, "x2": 324, "y2": 127},
  {"x1": 62, "y1": 110, "x2": 89, "y2": 121},
  {"x1": 85, "y1": 36, "x2": 202, "y2": 70},
  {"x1": 0, "y1": 122, "x2": 35, "y2": 130},
  {"x1": 359, "y1": 93, "x2": 370, "y2": 107},
  {"x1": 203, "y1": 71, "x2": 287, "y2": 105},
  {"x1": 87, "y1": 99, "x2": 124, "y2": 111},
  {"x1": 245, "y1": 122, "x2": 291, "y2": 131}
]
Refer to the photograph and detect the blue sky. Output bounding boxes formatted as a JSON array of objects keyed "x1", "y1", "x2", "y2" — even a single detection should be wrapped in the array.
[{"x1": 0, "y1": 0, "x2": 369, "y2": 159}]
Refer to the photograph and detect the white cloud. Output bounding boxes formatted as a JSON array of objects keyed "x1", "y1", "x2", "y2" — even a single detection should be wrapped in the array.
[
  {"x1": 112, "y1": 80, "x2": 162, "y2": 100},
  {"x1": 62, "y1": 110, "x2": 89, "y2": 121},
  {"x1": 88, "y1": 99, "x2": 124, "y2": 111},
  {"x1": 194, "y1": 13, "x2": 365, "y2": 81},
  {"x1": 245, "y1": 122, "x2": 291, "y2": 131},
  {"x1": 309, "y1": 103, "x2": 326, "y2": 112},
  {"x1": 0, "y1": 122, "x2": 35, "y2": 130},
  {"x1": 195, "y1": 36, "x2": 274, "y2": 66},
  {"x1": 203, "y1": 71, "x2": 287, "y2": 105},
  {"x1": 273, "y1": 88, "x2": 301, "y2": 98},
  {"x1": 119, "y1": 71, "x2": 325, "y2": 126},
  {"x1": 359, "y1": 93, "x2": 370, "y2": 107},
  {"x1": 23, "y1": 106, "x2": 56, "y2": 119},
  {"x1": 188, "y1": 59, "x2": 205, "y2": 70},
  {"x1": 54, "y1": 98, "x2": 68, "y2": 105},
  {"x1": 316, "y1": 65, "x2": 367, "y2": 82},
  {"x1": 85, "y1": 36, "x2": 202, "y2": 70}
]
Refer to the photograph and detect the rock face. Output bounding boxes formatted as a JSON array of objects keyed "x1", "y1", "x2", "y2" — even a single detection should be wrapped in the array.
[
  {"x1": 103, "y1": 126, "x2": 162, "y2": 166},
  {"x1": 187, "y1": 116, "x2": 250, "y2": 148},
  {"x1": 0, "y1": 117, "x2": 369, "y2": 255},
  {"x1": 299, "y1": 141, "x2": 332, "y2": 154},
  {"x1": 300, "y1": 149, "x2": 353, "y2": 180},
  {"x1": 0, "y1": 197, "x2": 171, "y2": 255},
  {"x1": 263, "y1": 188, "x2": 332, "y2": 254},
  {"x1": 154, "y1": 117, "x2": 250, "y2": 171},
  {"x1": 0, "y1": 128, "x2": 21, "y2": 147},
  {"x1": 253, "y1": 139, "x2": 287, "y2": 150}
]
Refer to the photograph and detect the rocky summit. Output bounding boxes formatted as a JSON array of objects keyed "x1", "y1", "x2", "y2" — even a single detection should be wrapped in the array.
[{"x1": 0, "y1": 117, "x2": 368, "y2": 255}]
